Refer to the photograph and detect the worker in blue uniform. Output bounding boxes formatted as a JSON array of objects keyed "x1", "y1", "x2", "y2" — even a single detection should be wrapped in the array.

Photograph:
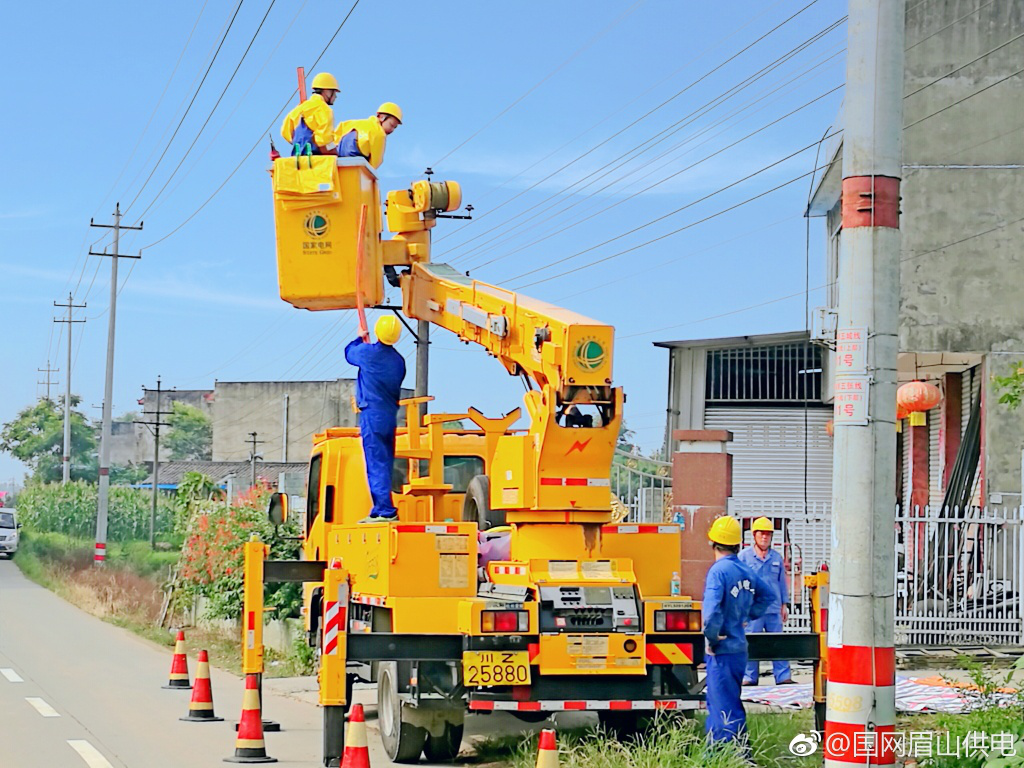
[
  {"x1": 344, "y1": 315, "x2": 406, "y2": 521},
  {"x1": 739, "y1": 516, "x2": 795, "y2": 686},
  {"x1": 703, "y1": 516, "x2": 771, "y2": 746}
]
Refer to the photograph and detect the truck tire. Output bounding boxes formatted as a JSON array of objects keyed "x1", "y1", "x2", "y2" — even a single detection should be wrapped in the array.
[
  {"x1": 422, "y1": 720, "x2": 464, "y2": 762},
  {"x1": 378, "y1": 662, "x2": 427, "y2": 763},
  {"x1": 462, "y1": 475, "x2": 504, "y2": 530}
]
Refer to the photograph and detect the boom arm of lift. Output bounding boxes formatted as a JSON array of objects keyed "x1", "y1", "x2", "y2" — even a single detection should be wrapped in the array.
[{"x1": 385, "y1": 180, "x2": 623, "y2": 519}]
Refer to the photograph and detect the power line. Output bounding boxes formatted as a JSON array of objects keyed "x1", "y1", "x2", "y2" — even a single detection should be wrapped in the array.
[
  {"x1": 905, "y1": 0, "x2": 996, "y2": 51},
  {"x1": 432, "y1": 0, "x2": 794, "y2": 246},
  {"x1": 475, "y1": 83, "x2": 843, "y2": 276},
  {"x1": 457, "y1": 37, "x2": 846, "y2": 272},
  {"x1": 124, "y1": 0, "x2": 247, "y2": 215},
  {"x1": 139, "y1": 0, "x2": 362, "y2": 251},
  {"x1": 507, "y1": 134, "x2": 841, "y2": 287},
  {"x1": 435, "y1": 1, "x2": 833, "y2": 258},
  {"x1": 905, "y1": 66, "x2": 1024, "y2": 129},
  {"x1": 132, "y1": 0, "x2": 280, "y2": 221},
  {"x1": 904, "y1": 30, "x2": 1024, "y2": 100}
]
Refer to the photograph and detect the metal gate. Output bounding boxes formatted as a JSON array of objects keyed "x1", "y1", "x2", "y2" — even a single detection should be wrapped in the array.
[{"x1": 611, "y1": 451, "x2": 672, "y2": 524}]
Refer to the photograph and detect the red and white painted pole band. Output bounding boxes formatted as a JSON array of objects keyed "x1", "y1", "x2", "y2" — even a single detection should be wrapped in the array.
[
  {"x1": 93, "y1": 542, "x2": 106, "y2": 562},
  {"x1": 824, "y1": 644, "x2": 896, "y2": 767}
]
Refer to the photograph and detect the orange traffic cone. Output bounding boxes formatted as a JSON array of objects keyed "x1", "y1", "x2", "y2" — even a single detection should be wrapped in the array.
[
  {"x1": 535, "y1": 728, "x2": 560, "y2": 768},
  {"x1": 181, "y1": 650, "x2": 223, "y2": 722},
  {"x1": 163, "y1": 630, "x2": 192, "y2": 689},
  {"x1": 340, "y1": 703, "x2": 370, "y2": 768},
  {"x1": 224, "y1": 673, "x2": 276, "y2": 763}
]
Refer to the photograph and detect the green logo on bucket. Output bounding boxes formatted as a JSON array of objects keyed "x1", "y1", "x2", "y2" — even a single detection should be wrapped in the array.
[
  {"x1": 303, "y1": 211, "x2": 330, "y2": 238},
  {"x1": 574, "y1": 338, "x2": 606, "y2": 372}
]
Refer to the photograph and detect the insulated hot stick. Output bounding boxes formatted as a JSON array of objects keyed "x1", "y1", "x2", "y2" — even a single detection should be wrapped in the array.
[{"x1": 356, "y1": 204, "x2": 369, "y2": 341}]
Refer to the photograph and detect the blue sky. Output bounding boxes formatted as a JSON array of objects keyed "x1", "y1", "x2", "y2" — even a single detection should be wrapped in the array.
[{"x1": 0, "y1": 0, "x2": 845, "y2": 482}]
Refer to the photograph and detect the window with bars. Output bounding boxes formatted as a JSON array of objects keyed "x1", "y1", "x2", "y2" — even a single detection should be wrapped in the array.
[{"x1": 705, "y1": 342, "x2": 823, "y2": 403}]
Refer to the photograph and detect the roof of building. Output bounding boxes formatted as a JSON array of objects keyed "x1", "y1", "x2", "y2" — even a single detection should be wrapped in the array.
[
  {"x1": 138, "y1": 461, "x2": 308, "y2": 490},
  {"x1": 653, "y1": 330, "x2": 810, "y2": 350}
]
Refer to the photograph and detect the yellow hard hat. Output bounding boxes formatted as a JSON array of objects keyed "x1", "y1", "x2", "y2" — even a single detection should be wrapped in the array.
[
  {"x1": 751, "y1": 516, "x2": 774, "y2": 533},
  {"x1": 311, "y1": 72, "x2": 340, "y2": 91},
  {"x1": 375, "y1": 315, "x2": 401, "y2": 346},
  {"x1": 377, "y1": 102, "x2": 403, "y2": 123},
  {"x1": 708, "y1": 516, "x2": 741, "y2": 547}
]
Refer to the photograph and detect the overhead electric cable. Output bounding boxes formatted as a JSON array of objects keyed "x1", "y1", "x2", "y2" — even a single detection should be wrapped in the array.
[
  {"x1": 133, "y1": 0, "x2": 280, "y2": 221},
  {"x1": 905, "y1": 66, "x2": 1024, "y2": 129},
  {"x1": 437, "y1": 1, "x2": 833, "y2": 256},
  {"x1": 904, "y1": 30, "x2": 1024, "y2": 100},
  {"x1": 124, "y1": 0, "x2": 247, "y2": 215},
  {"x1": 506, "y1": 133, "x2": 841, "y2": 286}
]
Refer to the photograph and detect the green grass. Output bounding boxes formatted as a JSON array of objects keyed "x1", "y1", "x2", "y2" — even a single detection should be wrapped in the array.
[{"x1": 472, "y1": 710, "x2": 821, "y2": 768}]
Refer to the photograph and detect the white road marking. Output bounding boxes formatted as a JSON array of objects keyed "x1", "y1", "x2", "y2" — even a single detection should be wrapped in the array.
[
  {"x1": 26, "y1": 696, "x2": 60, "y2": 717},
  {"x1": 68, "y1": 740, "x2": 114, "y2": 768},
  {"x1": 1, "y1": 667, "x2": 24, "y2": 682}
]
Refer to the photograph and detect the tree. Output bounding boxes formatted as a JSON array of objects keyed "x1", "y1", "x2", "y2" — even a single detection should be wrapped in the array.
[
  {"x1": 993, "y1": 361, "x2": 1024, "y2": 410},
  {"x1": 0, "y1": 396, "x2": 97, "y2": 483},
  {"x1": 164, "y1": 402, "x2": 212, "y2": 461},
  {"x1": 617, "y1": 418, "x2": 637, "y2": 453}
]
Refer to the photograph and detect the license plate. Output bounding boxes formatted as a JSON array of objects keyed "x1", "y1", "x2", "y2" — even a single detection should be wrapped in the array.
[{"x1": 462, "y1": 651, "x2": 531, "y2": 687}]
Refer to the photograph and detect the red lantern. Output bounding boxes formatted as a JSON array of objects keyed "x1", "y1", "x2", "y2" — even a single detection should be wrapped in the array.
[
  {"x1": 896, "y1": 404, "x2": 909, "y2": 421},
  {"x1": 825, "y1": 419, "x2": 834, "y2": 437},
  {"x1": 897, "y1": 380, "x2": 942, "y2": 426}
]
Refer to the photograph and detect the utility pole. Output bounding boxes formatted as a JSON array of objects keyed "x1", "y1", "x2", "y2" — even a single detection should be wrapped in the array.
[
  {"x1": 416, "y1": 320, "x2": 429, "y2": 419},
  {"x1": 135, "y1": 378, "x2": 171, "y2": 549},
  {"x1": 247, "y1": 432, "x2": 264, "y2": 489},
  {"x1": 825, "y1": 2, "x2": 903, "y2": 766},
  {"x1": 89, "y1": 203, "x2": 143, "y2": 565},
  {"x1": 281, "y1": 393, "x2": 289, "y2": 462},
  {"x1": 54, "y1": 294, "x2": 86, "y2": 484},
  {"x1": 37, "y1": 363, "x2": 59, "y2": 402}
]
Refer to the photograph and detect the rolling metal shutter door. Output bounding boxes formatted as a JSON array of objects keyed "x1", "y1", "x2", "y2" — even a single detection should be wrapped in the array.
[
  {"x1": 929, "y1": 407, "x2": 942, "y2": 510},
  {"x1": 703, "y1": 407, "x2": 834, "y2": 503}
]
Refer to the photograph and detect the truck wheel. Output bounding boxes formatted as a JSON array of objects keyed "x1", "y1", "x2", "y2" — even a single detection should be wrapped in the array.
[
  {"x1": 422, "y1": 720, "x2": 464, "y2": 762},
  {"x1": 378, "y1": 662, "x2": 426, "y2": 763},
  {"x1": 462, "y1": 475, "x2": 504, "y2": 530}
]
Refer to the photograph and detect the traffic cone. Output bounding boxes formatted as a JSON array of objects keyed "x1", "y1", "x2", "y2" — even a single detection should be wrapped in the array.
[
  {"x1": 181, "y1": 650, "x2": 223, "y2": 722},
  {"x1": 162, "y1": 630, "x2": 192, "y2": 689},
  {"x1": 535, "y1": 728, "x2": 560, "y2": 768},
  {"x1": 340, "y1": 703, "x2": 370, "y2": 768},
  {"x1": 224, "y1": 674, "x2": 276, "y2": 763}
]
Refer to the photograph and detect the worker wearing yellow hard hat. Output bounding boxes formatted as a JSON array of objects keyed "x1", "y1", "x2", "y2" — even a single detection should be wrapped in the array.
[
  {"x1": 702, "y1": 515, "x2": 771, "y2": 747},
  {"x1": 334, "y1": 102, "x2": 403, "y2": 169},
  {"x1": 344, "y1": 315, "x2": 406, "y2": 522},
  {"x1": 739, "y1": 517, "x2": 795, "y2": 686},
  {"x1": 281, "y1": 72, "x2": 341, "y2": 156}
]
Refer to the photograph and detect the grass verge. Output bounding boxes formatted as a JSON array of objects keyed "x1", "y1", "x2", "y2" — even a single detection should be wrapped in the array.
[{"x1": 12, "y1": 530, "x2": 309, "y2": 678}]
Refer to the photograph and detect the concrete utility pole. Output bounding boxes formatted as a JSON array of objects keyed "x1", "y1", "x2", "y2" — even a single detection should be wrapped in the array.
[
  {"x1": 37, "y1": 363, "x2": 59, "y2": 402},
  {"x1": 89, "y1": 204, "x2": 142, "y2": 565},
  {"x1": 247, "y1": 432, "x2": 264, "y2": 489},
  {"x1": 825, "y1": 1, "x2": 904, "y2": 766},
  {"x1": 135, "y1": 378, "x2": 171, "y2": 549},
  {"x1": 416, "y1": 320, "x2": 429, "y2": 419},
  {"x1": 54, "y1": 294, "x2": 86, "y2": 484},
  {"x1": 281, "y1": 393, "x2": 289, "y2": 462}
]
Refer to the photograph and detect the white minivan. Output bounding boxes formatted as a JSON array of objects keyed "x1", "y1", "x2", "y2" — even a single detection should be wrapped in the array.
[{"x1": 0, "y1": 510, "x2": 18, "y2": 558}]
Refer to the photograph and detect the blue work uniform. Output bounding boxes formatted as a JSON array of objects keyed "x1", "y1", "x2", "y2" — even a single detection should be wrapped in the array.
[
  {"x1": 344, "y1": 337, "x2": 406, "y2": 518},
  {"x1": 702, "y1": 554, "x2": 771, "y2": 744},
  {"x1": 738, "y1": 546, "x2": 792, "y2": 684}
]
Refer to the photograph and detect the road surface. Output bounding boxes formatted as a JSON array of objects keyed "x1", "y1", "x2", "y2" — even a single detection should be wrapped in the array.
[{"x1": 0, "y1": 559, "x2": 588, "y2": 766}]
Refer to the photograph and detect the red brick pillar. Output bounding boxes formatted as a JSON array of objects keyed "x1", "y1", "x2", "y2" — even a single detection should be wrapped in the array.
[
  {"x1": 671, "y1": 429, "x2": 732, "y2": 599},
  {"x1": 907, "y1": 415, "x2": 929, "y2": 565}
]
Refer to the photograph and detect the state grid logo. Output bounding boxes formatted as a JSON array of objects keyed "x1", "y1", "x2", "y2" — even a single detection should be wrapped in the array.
[
  {"x1": 573, "y1": 337, "x2": 606, "y2": 372},
  {"x1": 303, "y1": 210, "x2": 330, "y2": 239}
]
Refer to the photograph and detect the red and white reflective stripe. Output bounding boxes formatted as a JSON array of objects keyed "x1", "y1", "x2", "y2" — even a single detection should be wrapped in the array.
[
  {"x1": 323, "y1": 601, "x2": 341, "y2": 656},
  {"x1": 351, "y1": 593, "x2": 386, "y2": 606},
  {"x1": 540, "y1": 477, "x2": 610, "y2": 487},
  {"x1": 490, "y1": 565, "x2": 527, "y2": 576},
  {"x1": 93, "y1": 542, "x2": 106, "y2": 562},
  {"x1": 601, "y1": 524, "x2": 679, "y2": 534},
  {"x1": 468, "y1": 699, "x2": 688, "y2": 712},
  {"x1": 394, "y1": 524, "x2": 461, "y2": 534},
  {"x1": 825, "y1": 644, "x2": 897, "y2": 766}
]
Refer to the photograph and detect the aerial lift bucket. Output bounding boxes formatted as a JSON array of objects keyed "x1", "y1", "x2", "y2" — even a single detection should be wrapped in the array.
[{"x1": 270, "y1": 157, "x2": 384, "y2": 310}]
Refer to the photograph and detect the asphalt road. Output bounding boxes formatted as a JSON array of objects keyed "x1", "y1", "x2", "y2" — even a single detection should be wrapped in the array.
[{"x1": 0, "y1": 560, "x2": 589, "y2": 767}]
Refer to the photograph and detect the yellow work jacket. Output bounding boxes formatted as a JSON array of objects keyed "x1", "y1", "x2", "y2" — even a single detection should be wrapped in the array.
[
  {"x1": 281, "y1": 95, "x2": 336, "y2": 151},
  {"x1": 334, "y1": 116, "x2": 387, "y2": 168}
]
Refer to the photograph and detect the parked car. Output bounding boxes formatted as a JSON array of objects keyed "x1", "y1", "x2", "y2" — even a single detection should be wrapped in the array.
[{"x1": 0, "y1": 510, "x2": 19, "y2": 558}]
